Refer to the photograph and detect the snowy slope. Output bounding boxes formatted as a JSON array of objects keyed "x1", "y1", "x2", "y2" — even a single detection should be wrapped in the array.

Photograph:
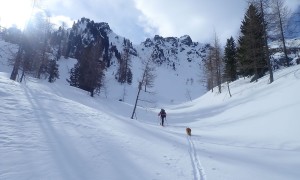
[
  {"x1": 104, "y1": 33, "x2": 208, "y2": 105},
  {"x1": 1, "y1": 38, "x2": 300, "y2": 180},
  {"x1": 0, "y1": 66, "x2": 199, "y2": 180},
  {"x1": 167, "y1": 65, "x2": 300, "y2": 179}
]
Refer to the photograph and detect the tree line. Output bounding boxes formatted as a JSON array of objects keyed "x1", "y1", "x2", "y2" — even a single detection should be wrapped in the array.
[
  {"x1": 202, "y1": 0, "x2": 297, "y2": 94},
  {"x1": 3, "y1": 13, "x2": 139, "y2": 97},
  {"x1": 8, "y1": 11, "x2": 59, "y2": 83}
]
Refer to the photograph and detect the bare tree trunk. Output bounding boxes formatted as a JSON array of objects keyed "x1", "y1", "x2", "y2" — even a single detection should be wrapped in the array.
[
  {"x1": 37, "y1": 43, "x2": 47, "y2": 79},
  {"x1": 213, "y1": 31, "x2": 222, "y2": 93},
  {"x1": 90, "y1": 89, "x2": 94, "y2": 97},
  {"x1": 272, "y1": 0, "x2": 290, "y2": 67},
  {"x1": 131, "y1": 82, "x2": 142, "y2": 119},
  {"x1": 227, "y1": 81, "x2": 232, "y2": 97},
  {"x1": 10, "y1": 61, "x2": 20, "y2": 81},
  {"x1": 278, "y1": 11, "x2": 289, "y2": 67},
  {"x1": 259, "y1": 0, "x2": 274, "y2": 83},
  {"x1": 10, "y1": 48, "x2": 22, "y2": 81},
  {"x1": 217, "y1": 66, "x2": 222, "y2": 93},
  {"x1": 131, "y1": 59, "x2": 155, "y2": 119}
]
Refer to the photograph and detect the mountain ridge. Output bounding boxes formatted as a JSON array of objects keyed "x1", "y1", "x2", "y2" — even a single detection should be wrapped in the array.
[{"x1": 65, "y1": 17, "x2": 209, "y2": 103}]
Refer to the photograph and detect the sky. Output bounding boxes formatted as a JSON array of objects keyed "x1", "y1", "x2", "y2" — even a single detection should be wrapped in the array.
[
  {"x1": 0, "y1": 0, "x2": 300, "y2": 44},
  {"x1": 1, "y1": 37, "x2": 300, "y2": 180}
]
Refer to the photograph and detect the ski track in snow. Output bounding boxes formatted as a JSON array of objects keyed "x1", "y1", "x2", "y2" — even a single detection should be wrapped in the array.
[
  {"x1": 294, "y1": 68, "x2": 300, "y2": 79},
  {"x1": 187, "y1": 136, "x2": 206, "y2": 180},
  {"x1": 23, "y1": 86, "x2": 94, "y2": 180},
  {"x1": 274, "y1": 66, "x2": 300, "y2": 80}
]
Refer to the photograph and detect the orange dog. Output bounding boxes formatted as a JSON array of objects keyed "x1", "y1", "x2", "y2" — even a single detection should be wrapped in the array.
[{"x1": 186, "y1": 127, "x2": 191, "y2": 136}]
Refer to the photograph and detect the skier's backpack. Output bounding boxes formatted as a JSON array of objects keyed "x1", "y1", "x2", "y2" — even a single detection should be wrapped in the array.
[{"x1": 161, "y1": 109, "x2": 166, "y2": 116}]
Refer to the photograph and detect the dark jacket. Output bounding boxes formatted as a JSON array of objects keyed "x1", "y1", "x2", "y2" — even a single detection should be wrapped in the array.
[{"x1": 158, "y1": 109, "x2": 166, "y2": 117}]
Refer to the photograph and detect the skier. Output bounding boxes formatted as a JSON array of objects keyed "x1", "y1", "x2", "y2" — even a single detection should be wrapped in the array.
[{"x1": 158, "y1": 109, "x2": 167, "y2": 126}]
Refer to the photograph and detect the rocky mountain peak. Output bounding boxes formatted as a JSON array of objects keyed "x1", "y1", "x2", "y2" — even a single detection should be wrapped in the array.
[
  {"x1": 66, "y1": 18, "x2": 209, "y2": 72},
  {"x1": 179, "y1": 35, "x2": 193, "y2": 46},
  {"x1": 137, "y1": 34, "x2": 209, "y2": 69}
]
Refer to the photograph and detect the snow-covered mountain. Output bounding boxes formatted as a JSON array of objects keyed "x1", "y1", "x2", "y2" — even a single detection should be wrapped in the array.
[
  {"x1": 138, "y1": 34, "x2": 208, "y2": 67},
  {"x1": 65, "y1": 18, "x2": 209, "y2": 104},
  {"x1": 132, "y1": 34, "x2": 209, "y2": 104}
]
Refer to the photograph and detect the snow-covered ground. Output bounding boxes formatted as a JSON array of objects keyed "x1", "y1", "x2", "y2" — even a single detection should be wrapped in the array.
[{"x1": 1, "y1": 38, "x2": 300, "y2": 179}]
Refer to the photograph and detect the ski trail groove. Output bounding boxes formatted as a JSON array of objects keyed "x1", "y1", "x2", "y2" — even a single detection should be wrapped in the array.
[
  {"x1": 275, "y1": 67, "x2": 300, "y2": 80},
  {"x1": 294, "y1": 69, "x2": 300, "y2": 79},
  {"x1": 187, "y1": 136, "x2": 206, "y2": 180}
]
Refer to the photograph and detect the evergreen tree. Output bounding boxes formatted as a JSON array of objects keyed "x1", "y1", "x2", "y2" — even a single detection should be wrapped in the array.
[
  {"x1": 50, "y1": 23, "x2": 68, "y2": 60},
  {"x1": 66, "y1": 19, "x2": 109, "y2": 96},
  {"x1": 68, "y1": 63, "x2": 80, "y2": 87},
  {"x1": 223, "y1": 36, "x2": 237, "y2": 82},
  {"x1": 68, "y1": 37, "x2": 105, "y2": 97},
  {"x1": 47, "y1": 59, "x2": 59, "y2": 83},
  {"x1": 116, "y1": 38, "x2": 132, "y2": 84},
  {"x1": 237, "y1": 4, "x2": 267, "y2": 82}
]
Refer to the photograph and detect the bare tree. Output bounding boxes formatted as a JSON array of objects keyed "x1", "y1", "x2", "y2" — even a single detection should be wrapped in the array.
[
  {"x1": 10, "y1": 9, "x2": 54, "y2": 82},
  {"x1": 10, "y1": 46, "x2": 23, "y2": 81},
  {"x1": 203, "y1": 45, "x2": 214, "y2": 92},
  {"x1": 143, "y1": 61, "x2": 156, "y2": 92},
  {"x1": 270, "y1": 0, "x2": 291, "y2": 67},
  {"x1": 131, "y1": 58, "x2": 156, "y2": 119},
  {"x1": 203, "y1": 31, "x2": 223, "y2": 93},
  {"x1": 260, "y1": 0, "x2": 274, "y2": 83},
  {"x1": 213, "y1": 32, "x2": 223, "y2": 93},
  {"x1": 185, "y1": 89, "x2": 192, "y2": 101},
  {"x1": 10, "y1": 0, "x2": 37, "y2": 81},
  {"x1": 36, "y1": 12, "x2": 53, "y2": 79}
]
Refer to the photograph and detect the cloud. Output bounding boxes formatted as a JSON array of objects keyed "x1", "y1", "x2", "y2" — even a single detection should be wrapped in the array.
[
  {"x1": 44, "y1": 0, "x2": 151, "y2": 44},
  {"x1": 42, "y1": 0, "x2": 300, "y2": 45},
  {"x1": 133, "y1": 0, "x2": 248, "y2": 44},
  {"x1": 287, "y1": 0, "x2": 300, "y2": 11},
  {"x1": 50, "y1": 15, "x2": 74, "y2": 28}
]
